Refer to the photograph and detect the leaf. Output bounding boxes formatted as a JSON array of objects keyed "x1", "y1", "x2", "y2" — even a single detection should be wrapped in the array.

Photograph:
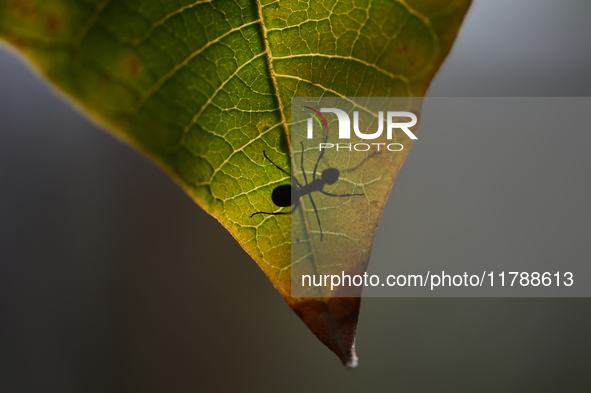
[{"x1": 0, "y1": 0, "x2": 471, "y2": 366}]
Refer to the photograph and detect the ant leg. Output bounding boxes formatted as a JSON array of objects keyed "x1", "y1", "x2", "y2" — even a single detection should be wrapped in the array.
[
  {"x1": 313, "y1": 126, "x2": 329, "y2": 181},
  {"x1": 250, "y1": 211, "x2": 290, "y2": 218},
  {"x1": 307, "y1": 194, "x2": 323, "y2": 241},
  {"x1": 291, "y1": 197, "x2": 300, "y2": 213},
  {"x1": 299, "y1": 142, "x2": 308, "y2": 185},
  {"x1": 320, "y1": 190, "x2": 364, "y2": 197},
  {"x1": 291, "y1": 176, "x2": 303, "y2": 189},
  {"x1": 263, "y1": 151, "x2": 289, "y2": 176}
]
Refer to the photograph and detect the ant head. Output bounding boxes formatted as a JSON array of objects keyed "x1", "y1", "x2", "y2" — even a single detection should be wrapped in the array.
[{"x1": 321, "y1": 168, "x2": 340, "y2": 185}]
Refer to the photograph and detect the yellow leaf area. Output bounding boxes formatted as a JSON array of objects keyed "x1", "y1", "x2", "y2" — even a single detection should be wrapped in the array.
[{"x1": 0, "y1": 0, "x2": 471, "y2": 366}]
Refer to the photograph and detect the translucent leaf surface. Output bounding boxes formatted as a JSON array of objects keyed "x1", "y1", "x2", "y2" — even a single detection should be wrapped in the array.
[{"x1": 0, "y1": 0, "x2": 471, "y2": 366}]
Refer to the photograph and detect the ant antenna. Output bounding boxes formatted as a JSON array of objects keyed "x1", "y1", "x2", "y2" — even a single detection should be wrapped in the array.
[{"x1": 263, "y1": 151, "x2": 289, "y2": 176}]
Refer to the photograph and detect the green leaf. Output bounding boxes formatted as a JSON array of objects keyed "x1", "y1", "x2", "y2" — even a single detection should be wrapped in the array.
[{"x1": 0, "y1": 0, "x2": 471, "y2": 366}]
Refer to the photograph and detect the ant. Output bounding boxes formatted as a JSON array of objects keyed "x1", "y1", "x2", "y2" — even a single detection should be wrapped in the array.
[{"x1": 250, "y1": 142, "x2": 364, "y2": 241}]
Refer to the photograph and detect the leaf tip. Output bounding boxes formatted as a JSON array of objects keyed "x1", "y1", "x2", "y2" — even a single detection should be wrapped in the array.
[
  {"x1": 289, "y1": 296, "x2": 361, "y2": 368},
  {"x1": 344, "y1": 340, "x2": 359, "y2": 370}
]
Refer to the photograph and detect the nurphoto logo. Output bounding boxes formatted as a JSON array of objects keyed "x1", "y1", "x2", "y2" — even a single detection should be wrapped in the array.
[{"x1": 304, "y1": 106, "x2": 418, "y2": 152}]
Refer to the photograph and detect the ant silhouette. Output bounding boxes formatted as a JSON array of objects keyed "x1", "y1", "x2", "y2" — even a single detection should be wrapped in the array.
[{"x1": 250, "y1": 142, "x2": 364, "y2": 241}]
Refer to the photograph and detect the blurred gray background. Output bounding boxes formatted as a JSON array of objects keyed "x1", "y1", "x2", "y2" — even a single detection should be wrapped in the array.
[
  {"x1": 367, "y1": 97, "x2": 591, "y2": 296},
  {"x1": 1, "y1": 0, "x2": 591, "y2": 391}
]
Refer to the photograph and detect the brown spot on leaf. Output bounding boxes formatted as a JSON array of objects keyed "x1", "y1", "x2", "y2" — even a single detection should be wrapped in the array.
[
  {"x1": 399, "y1": 43, "x2": 409, "y2": 55},
  {"x1": 123, "y1": 55, "x2": 142, "y2": 76},
  {"x1": 45, "y1": 12, "x2": 63, "y2": 33},
  {"x1": 8, "y1": 0, "x2": 33, "y2": 18}
]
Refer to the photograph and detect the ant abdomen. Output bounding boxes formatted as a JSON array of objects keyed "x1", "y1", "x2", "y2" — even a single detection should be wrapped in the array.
[{"x1": 271, "y1": 184, "x2": 297, "y2": 208}]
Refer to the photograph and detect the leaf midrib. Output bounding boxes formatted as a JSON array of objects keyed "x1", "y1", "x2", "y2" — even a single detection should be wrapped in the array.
[{"x1": 254, "y1": 0, "x2": 322, "y2": 284}]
